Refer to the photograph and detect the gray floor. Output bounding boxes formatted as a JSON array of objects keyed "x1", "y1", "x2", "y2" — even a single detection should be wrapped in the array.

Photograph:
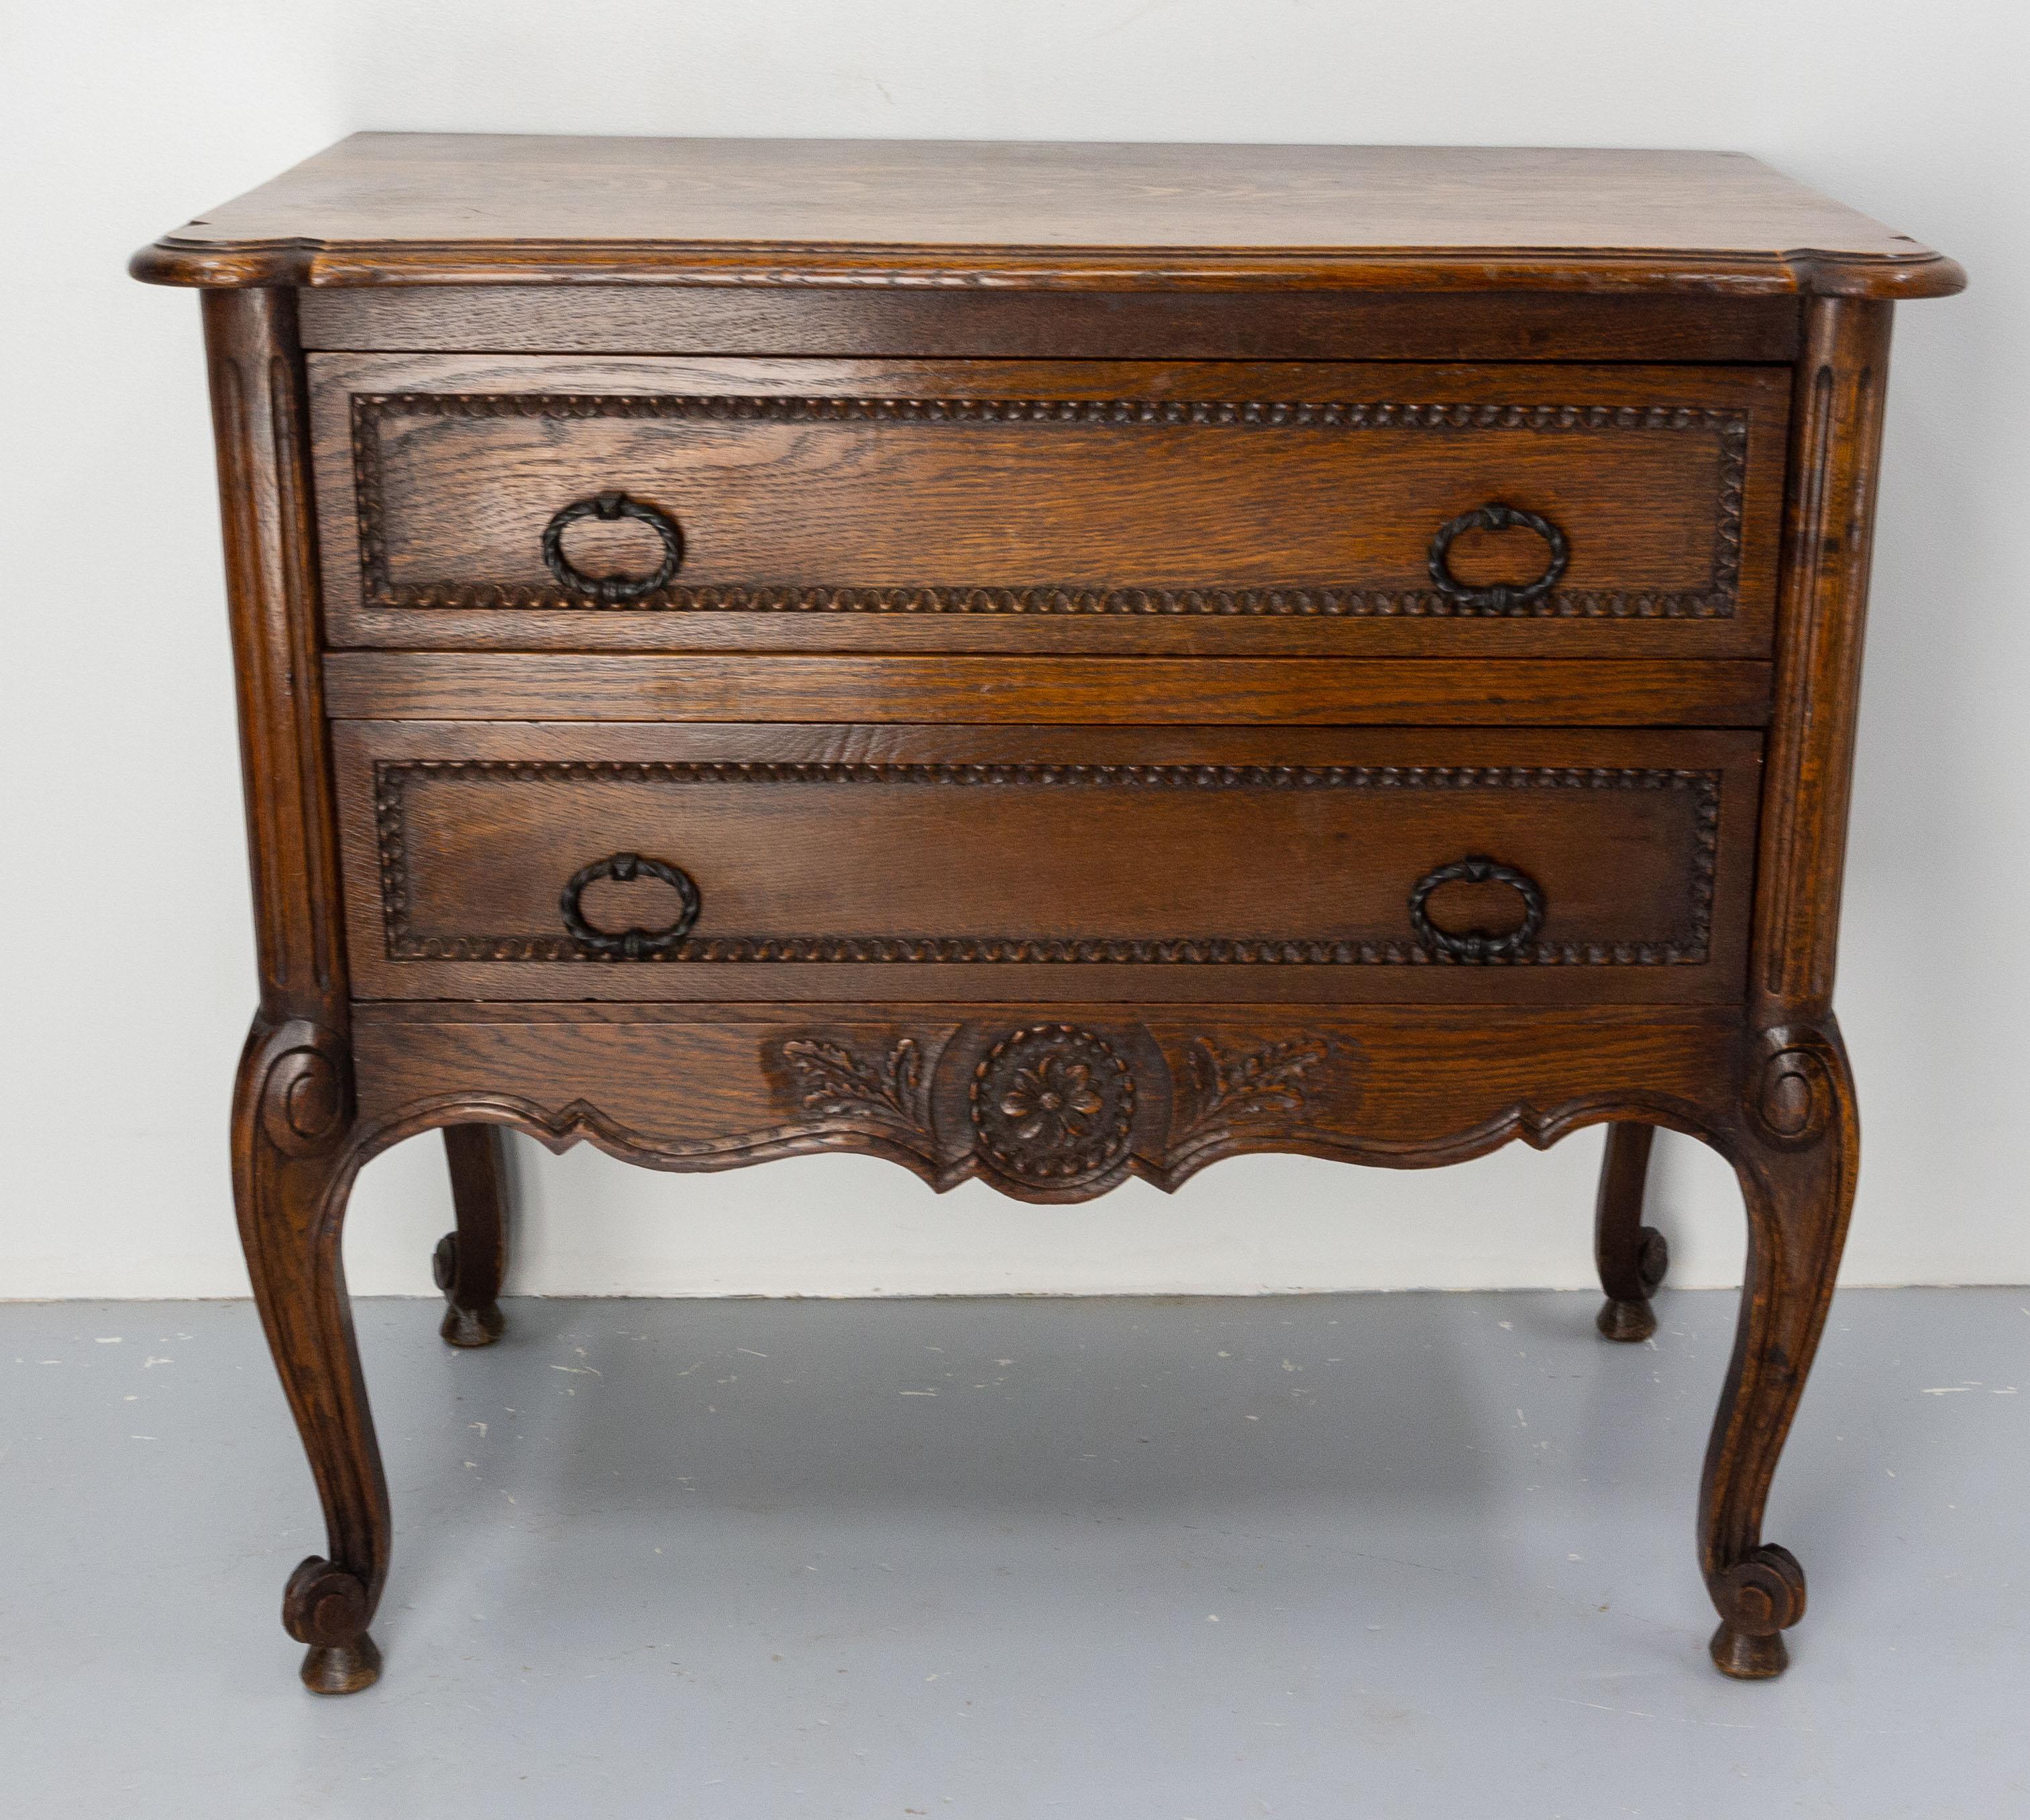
[{"x1": 3, "y1": 1290, "x2": 2026, "y2": 1817}]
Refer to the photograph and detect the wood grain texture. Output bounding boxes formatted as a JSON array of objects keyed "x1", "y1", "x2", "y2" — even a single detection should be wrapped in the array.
[
  {"x1": 233, "y1": 1016, "x2": 384, "y2": 1695},
  {"x1": 1701, "y1": 1019, "x2": 1858, "y2": 1678},
  {"x1": 297, "y1": 285, "x2": 1805, "y2": 364},
  {"x1": 1593, "y1": 1122, "x2": 1665, "y2": 1342},
  {"x1": 345, "y1": 1001, "x2": 1746, "y2": 1196},
  {"x1": 326, "y1": 989, "x2": 1854, "y2": 1682},
  {"x1": 133, "y1": 136, "x2": 1964, "y2": 298},
  {"x1": 203, "y1": 289, "x2": 348, "y2": 1028},
  {"x1": 1753, "y1": 298, "x2": 1892, "y2": 1020},
  {"x1": 204, "y1": 289, "x2": 386, "y2": 1693},
  {"x1": 137, "y1": 137, "x2": 1963, "y2": 1690},
  {"x1": 323, "y1": 655, "x2": 1774, "y2": 725},
  {"x1": 310, "y1": 354, "x2": 1788, "y2": 659},
  {"x1": 330, "y1": 721, "x2": 1758, "y2": 1006},
  {"x1": 435, "y1": 1126, "x2": 509, "y2": 1347}
]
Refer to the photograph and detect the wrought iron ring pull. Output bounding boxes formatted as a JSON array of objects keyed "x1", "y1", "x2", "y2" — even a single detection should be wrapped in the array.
[
  {"x1": 1426, "y1": 502, "x2": 1569, "y2": 614},
  {"x1": 560, "y1": 853, "x2": 701, "y2": 959},
  {"x1": 541, "y1": 491, "x2": 684, "y2": 603},
  {"x1": 1408, "y1": 855, "x2": 1546, "y2": 962}
]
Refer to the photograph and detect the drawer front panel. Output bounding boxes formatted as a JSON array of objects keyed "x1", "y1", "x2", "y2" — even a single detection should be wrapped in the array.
[
  {"x1": 335, "y1": 724, "x2": 1759, "y2": 1004},
  {"x1": 311, "y1": 356, "x2": 1788, "y2": 659}
]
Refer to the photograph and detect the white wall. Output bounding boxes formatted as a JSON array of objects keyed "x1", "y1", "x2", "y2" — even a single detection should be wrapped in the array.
[{"x1": 3, "y1": 1, "x2": 2024, "y2": 1299}]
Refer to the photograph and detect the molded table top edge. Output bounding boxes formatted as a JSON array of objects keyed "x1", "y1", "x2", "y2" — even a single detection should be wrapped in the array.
[{"x1": 129, "y1": 135, "x2": 1966, "y2": 301}]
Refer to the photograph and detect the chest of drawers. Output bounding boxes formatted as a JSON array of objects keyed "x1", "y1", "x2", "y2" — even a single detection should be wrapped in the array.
[{"x1": 136, "y1": 135, "x2": 1962, "y2": 1693}]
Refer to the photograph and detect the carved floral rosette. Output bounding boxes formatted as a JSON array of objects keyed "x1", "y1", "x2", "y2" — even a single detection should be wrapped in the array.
[
  {"x1": 772, "y1": 1019, "x2": 1346, "y2": 1199},
  {"x1": 969, "y1": 1025, "x2": 1137, "y2": 1187}
]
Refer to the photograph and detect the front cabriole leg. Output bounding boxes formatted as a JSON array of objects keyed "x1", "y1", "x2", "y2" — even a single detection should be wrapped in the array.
[
  {"x1": 201, "y1": 285, "x2": 386, "y2": 1689},
  {"x1": 1699, "y1": 1023, "x2": 1858, "y2": 1678},
  {"x1": 234, "y1": 1017, "x2": 389, "y2": 1694},
  {"x1": 1698, "y1": 292, "x2": 1890, "y2": 1677}
]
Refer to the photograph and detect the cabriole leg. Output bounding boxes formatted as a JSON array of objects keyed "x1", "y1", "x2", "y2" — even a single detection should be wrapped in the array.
[
  {"x1": 435, "y1": 1125, "x2": 510, "y2": 1347},
  {"x1": 234, "y1": 1017, "x2": 389, "y2": 1695},
  {"x1": 1700, "y1": 1025, "x2": 1858, "y2": 1679},
  {"x1": 1594, "y1": 1122, "x2": 1668, "y2": 1342}
]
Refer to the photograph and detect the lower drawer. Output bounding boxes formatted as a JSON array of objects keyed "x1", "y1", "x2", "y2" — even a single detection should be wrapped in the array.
[{"x1": 333, "y1": 722, "x2": 1760, "y2": 1004}]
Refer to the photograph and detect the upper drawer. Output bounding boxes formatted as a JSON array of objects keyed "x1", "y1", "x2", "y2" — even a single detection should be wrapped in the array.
[{"x1": 309, "y1": 356, "x2": 1789, "y2": 659}]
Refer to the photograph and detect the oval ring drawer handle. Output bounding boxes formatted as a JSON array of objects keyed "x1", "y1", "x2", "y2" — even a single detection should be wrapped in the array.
[
  {"x1": 1426, "y1": 502, "x2": 1569, "y2": 614},
  {"x1": 1408, "y1": 855, "x2": 1545, "y2": 962},
  {"x1": 541, "y1": 491, "x2": 684, "y2": 603},
  {"x1": 560, "y1": 853, "x2": 700, "y2": 959}
]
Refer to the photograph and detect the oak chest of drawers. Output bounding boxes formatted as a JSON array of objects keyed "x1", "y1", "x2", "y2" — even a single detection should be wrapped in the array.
[{"x1": 136, "y1": 135, "x2": 1963, "y2": 1693}]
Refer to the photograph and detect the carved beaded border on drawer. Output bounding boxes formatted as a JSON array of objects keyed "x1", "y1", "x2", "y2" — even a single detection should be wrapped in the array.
[
  {"x1": 348, "y1": 393, "x2": 1749, "y2": 620},
  {"x1": 370, "y1": 760, "x2": 1721, "y2": 965}
]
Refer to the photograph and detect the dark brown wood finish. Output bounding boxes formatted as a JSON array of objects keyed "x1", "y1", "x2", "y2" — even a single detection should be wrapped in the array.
[
  {"x1": 331, "y1": 721, "x2": 1758, "y2": 1006},
  {"x1": 1694, "y1": 295, "x2": 1890, "y2": 1678},
  {"x1": 137, "y1": 137, "x2": 1961, "y2": 1693},
  {"x1": 298, "y1": 285, "x2": 1806, "y2": 364},
  {"x1": 436, "y1": 1126, "x2": 510, "y2": 1346},
  {"x1": 1593, "y1": 1122, "x2": 1665, "y2": 1342},
  {"x1": 204, "y1": 287, "x2": 386, "y2": 1697},
  {"x1": 137, "y1": 137, "x2": 1962, "y2": 297},
  {"x1": 309, "y1": 354, "x2": 1788, "y2": 659},
  {"x1": 345, "y1": 1002, "x2": 1744, "y2": 1193},
  {"x1": 323, "y1": 653, "x2": 1775, "y2": 722}
]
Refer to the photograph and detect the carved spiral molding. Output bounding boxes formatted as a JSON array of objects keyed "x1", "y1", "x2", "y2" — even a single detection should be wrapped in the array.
[
  {"x1": 374, "y1": 760, "x2": 1721, "y2": 966},
  {"x1": 1710, "y1": 1544, "x2": 1807, "y2": 1638},
  {"x1": 283, "y1": 1556, "x2": 373, "y2": 1649},
  {"x1": 1749, "y1": 1038, "x2": 1838, "y2": 1147},
  {"x1": 351, "y1": 391, "x2": 1748, "y2": 619},
  {"x1": 252, "y1": 1020, "x2": 353, "y2": 1159}
]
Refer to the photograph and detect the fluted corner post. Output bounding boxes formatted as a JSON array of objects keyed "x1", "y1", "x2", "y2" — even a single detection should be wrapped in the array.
[
  {"x1": 1750, "y1": 295, "x2": 1894, "y2": 1030},
  {"x1": 205, "y1": 287, "x2": 386, "y2": 1693},
  {"x1": 1698, "y1": 294, "x2": 1891, "y2": 1679},
  {"x1": 201, "y1": 287, "x2": 347, "y2": 1040}
]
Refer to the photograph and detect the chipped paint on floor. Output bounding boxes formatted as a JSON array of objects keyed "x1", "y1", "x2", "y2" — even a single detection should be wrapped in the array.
[{"x1": 1, "y1": 1289, "x2": 2025, "y2": 1816}]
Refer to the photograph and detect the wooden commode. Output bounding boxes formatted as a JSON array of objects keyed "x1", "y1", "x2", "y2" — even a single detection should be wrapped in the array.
[{"x1": 133, "y1": 136, "x2": 1964, "y2": 1692}]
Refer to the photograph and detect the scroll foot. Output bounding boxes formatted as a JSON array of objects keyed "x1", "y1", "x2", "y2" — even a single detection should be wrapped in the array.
[
  {"x1": 284, "y1": 1556, "x2": 382, "y2": 1695},
  {"x1": 1707, "y1": 1542, "x2": 1807, "y2": 1680}
]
